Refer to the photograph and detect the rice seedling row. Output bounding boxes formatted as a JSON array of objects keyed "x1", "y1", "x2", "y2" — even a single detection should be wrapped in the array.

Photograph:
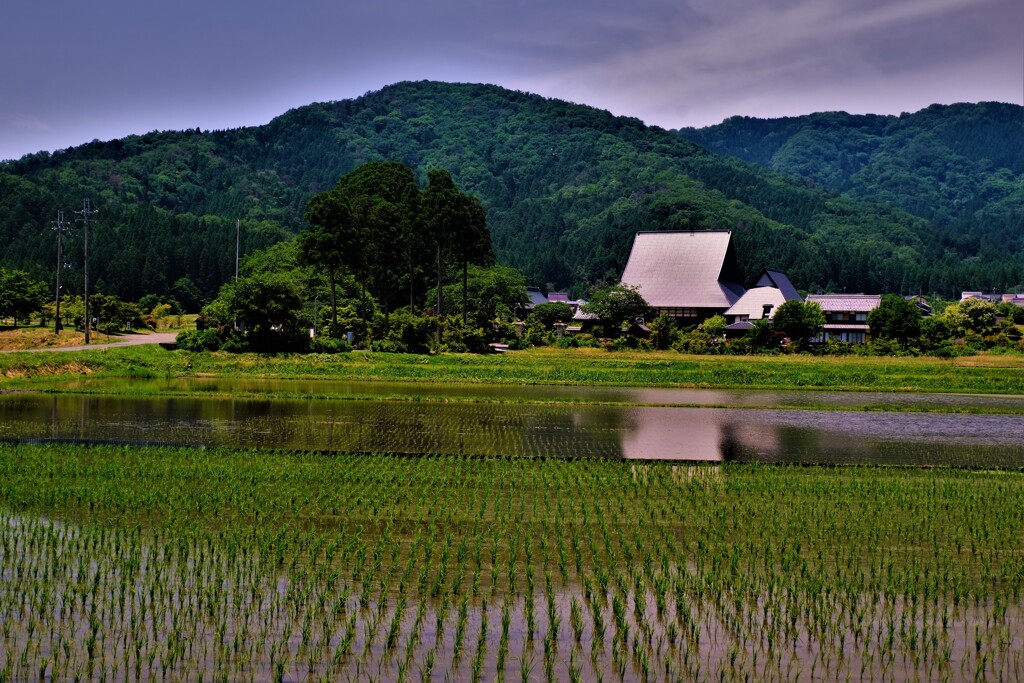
[{"x1": 2, "y1": 443, "x2": 1023, "y2": 681}]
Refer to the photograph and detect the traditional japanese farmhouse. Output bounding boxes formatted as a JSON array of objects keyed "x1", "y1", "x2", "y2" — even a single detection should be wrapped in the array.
[
  {"x1": 619, "y1": 231, "x2": 746, "y2": 323},
  {"x1": 805, "y1": 293, "x2": 882, "y2": 344}
]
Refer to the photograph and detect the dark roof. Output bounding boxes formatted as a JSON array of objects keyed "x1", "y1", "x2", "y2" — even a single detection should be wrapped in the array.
[
  {"x1": 526, "y1": 288, "x2": 549, "y2": 307},
  {"x1": 619, "y1": 231, "x2": 745, "y2": 309},
  {"x1": 754, "y1": 269, "x2": 802, "y2": 301}
]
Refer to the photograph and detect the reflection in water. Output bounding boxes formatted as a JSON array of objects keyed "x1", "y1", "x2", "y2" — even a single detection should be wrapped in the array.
[
  {"x1": 1, "y1": 393, "x2": 1023, "y2": 467},
  {"x1": 26, "y1": 375, "x2": 1024, "y2": 411}
]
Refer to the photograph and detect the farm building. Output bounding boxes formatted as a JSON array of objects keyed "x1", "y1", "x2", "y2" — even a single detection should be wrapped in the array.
[{"x1": 619, "y1": 231, "x2": 746, "y2": 323}]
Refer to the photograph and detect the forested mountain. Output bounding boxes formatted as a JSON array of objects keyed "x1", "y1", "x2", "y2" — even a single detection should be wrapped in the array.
[
  {"x1": 678, "y1": 103, "x2": 1024, "y2": 290},
  {"x1": 2, "y1": 81, "x2": 1021, "y2": 305}
]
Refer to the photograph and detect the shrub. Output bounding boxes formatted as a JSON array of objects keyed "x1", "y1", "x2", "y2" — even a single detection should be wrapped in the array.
[
  {"x1": 440, "y1": 316, "x2": 489, "y2": 353},
  {"x1": 175, "y1": 329, "x2": 222, "y2": 352},
  {"x1": 309, "y1": 336, "x2": 352, "y2": 354},
  {"x1": 377, "y1": 311, "x2": 437, "y2": 354}
]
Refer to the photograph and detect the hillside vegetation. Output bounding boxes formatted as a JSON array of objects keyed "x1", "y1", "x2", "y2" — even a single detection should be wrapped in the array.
[
  {"x1": 2, "y1": 82, "x2": 1020, "y2": 304},
  {"x1": 678, "y1": 102, "x2": 1024, "y2": 293}
]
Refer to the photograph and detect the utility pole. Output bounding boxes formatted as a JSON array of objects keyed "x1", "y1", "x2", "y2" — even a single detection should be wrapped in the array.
[
  {"x1": 235, "y1": 219, "x2": 241, "y2": 281},
  {"x1": 75, "y1": 199, "x2": 98, "y2": 344},
  {"x1": 50, "y1": 210, "x2": 71, "y2": 333}
]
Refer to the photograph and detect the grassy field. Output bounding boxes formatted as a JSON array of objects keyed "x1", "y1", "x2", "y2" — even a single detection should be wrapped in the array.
[
  {"x1": 1, "y1": 443, "x2": 1022, "y2": 682},
  {"x1": 3, "y1": 344, "x2": 1024, "y2": 396}
]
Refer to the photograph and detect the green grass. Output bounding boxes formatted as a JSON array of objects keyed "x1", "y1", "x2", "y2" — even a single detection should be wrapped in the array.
[
  {"x1": 3, "y1": 345, "x2": 1024, "y2": 395},
  {"x1": 1, "y1": 443, "x2": 1023, "y2": 681}
]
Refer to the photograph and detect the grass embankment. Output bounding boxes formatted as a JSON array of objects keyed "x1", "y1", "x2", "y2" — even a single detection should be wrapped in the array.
[
  {"x1": 0, "y1": 318, "x2": 195, "y2": 351},
  {"x1": 0, "y1": 326, "x2": 129, "y2": 351},
  {"x1": 1, "y1": 443, "x2": 1022, "y2": 682},
  {"x1": 2, "y1": 344, "x2": 1024, "y2": 395}
]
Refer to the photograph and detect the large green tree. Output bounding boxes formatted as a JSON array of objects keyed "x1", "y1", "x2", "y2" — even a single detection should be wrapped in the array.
[
  {"x1": 941, "y1": 297, "x2": 998, "y2": 337},
  {"x1": 771, "y1": 300, "x2": 825, "y2": 350},
  {"x1": 867, "y1": 295, "x2": 922, "y2": 347},
  {"x1": 0, "y1": 268, "x2": 48, "y2": 325},
  {"x1": 582, "y1": 283, "x2": 651, "y2": 337}
]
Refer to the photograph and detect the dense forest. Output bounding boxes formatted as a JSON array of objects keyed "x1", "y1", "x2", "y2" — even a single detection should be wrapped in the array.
[
  {"x1": 1, "y1": 81, "x2": 1021, "y2": 305},
  {"x1": 678, "y1": 103, "x2": 1024, "y2": 291}
]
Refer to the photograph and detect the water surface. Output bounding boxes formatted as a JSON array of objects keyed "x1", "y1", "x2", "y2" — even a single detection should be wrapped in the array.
[{"x1": 2, "y1": 391, "x2": 1022, "y2": 466}]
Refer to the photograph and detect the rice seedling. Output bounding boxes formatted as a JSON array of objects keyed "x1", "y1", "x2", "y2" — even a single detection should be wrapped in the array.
[{"x1": 1, "y1": 443, "x2": 1024, "y2": 681}]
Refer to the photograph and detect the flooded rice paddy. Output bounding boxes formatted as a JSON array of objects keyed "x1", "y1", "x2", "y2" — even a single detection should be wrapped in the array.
[
  {"x1": 2, "y1": 451, "x2": 1024, "y2": 682},
  {"x1": 3, "y1": 379, "x2": 1024, "y2": 681},
  {"x1": 1, "y1": 380, "x2": 1023, "y2": 465}
]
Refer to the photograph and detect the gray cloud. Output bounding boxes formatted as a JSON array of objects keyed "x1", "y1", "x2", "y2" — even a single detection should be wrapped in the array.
[{"x1": 1, "y1": 0, "x2": 1020, "y2": 160}]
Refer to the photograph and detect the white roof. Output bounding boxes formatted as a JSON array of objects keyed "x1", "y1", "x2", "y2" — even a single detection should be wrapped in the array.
[
  {"x1": 724, "y1": 287, "x2": 788, "y2": 320},
  {"x1": 619, "y1": 231, "x2": 744, "y2": 309},
  {"x1": 805, "y1": 294, "x2": 881, "y2": 313}
]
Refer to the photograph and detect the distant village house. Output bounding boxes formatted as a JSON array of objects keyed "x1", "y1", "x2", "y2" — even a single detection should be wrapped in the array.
[{"x1": 806, "y1": 294, "x2": 882, "y2": 344}]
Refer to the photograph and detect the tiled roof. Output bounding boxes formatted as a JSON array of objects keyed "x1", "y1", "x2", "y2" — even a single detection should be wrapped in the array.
[
  {"x1": 619, "y1": 231, "x2": 745, "y2": 309},
  {"x1": 805, "y1": 294, "x2": 881, "y2": 313},
  {"x1": 724, "y1": 287, "x2": 788, "y2": 320},
  {"x1": 573, "y1": 310, "x2": 599, "y2": 321}
]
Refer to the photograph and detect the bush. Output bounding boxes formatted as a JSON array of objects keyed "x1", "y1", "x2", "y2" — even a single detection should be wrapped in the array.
[
  {"x1": 219, "y1": 333, "x2": 249, "y2": 353},
  {"x1": 309, "y1": 336, "x2": 352, "y2": 354},
  {"x1": 369, "y1": 310, "x2": 437, "y2": 354},
  {"x1": 175, "y1": 329, "x2": 222, "y2": 352},
  {"x1": 440, "y1": 316, "x2": 488, "y2": 353}
]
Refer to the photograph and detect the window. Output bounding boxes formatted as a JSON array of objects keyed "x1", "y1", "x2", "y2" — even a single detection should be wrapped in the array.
[{"x1": 660, "y1": 307, "x2": 698, "y2": 318}]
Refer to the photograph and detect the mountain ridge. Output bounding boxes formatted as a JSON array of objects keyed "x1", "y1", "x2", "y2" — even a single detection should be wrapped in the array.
[{"x1": 2, "y1": 81, "x2": 1020, "y2": 303}]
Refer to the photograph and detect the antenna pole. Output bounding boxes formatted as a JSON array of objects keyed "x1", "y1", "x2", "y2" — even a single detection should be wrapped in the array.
[{"x1": 75, "y1": 199, "x2": 98, "y2": 344}]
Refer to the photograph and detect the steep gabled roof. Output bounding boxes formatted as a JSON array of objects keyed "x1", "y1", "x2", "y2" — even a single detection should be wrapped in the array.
[
  {"x1": 754, "y1": 269, "x2": 802, "y2": 302},
  {"x1": 619, "y1": 231, "x2": 744, "y2": 309}
]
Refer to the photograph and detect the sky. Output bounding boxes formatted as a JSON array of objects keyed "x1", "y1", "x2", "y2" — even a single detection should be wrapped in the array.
[{"x1": 2, "y1": 0, "x2": 1021, "y2": 162}]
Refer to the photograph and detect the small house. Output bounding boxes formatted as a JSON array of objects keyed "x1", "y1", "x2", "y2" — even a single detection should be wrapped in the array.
[
  {"x1": 806, "y1": 293, "x2": 882, "y2": 344},
  {"x1": 723, "y1": 269, "x2": 801, "y2": 336}
]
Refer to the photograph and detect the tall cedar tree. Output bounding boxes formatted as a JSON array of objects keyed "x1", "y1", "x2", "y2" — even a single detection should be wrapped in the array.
[
  {"x1": 334, "y1": 162, "x2": 420, "y2": 326},
  {"x1": 300, "y1": 162, "x2": 420, "y2": 331},
  {"x1": 420, "y1": 170, "x2": 494, "y2": 324}
]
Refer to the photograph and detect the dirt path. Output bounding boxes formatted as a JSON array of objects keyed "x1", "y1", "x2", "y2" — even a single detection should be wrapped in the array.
[{"x1": 3, "y1": 332, "x2": 178, "y2": 353}]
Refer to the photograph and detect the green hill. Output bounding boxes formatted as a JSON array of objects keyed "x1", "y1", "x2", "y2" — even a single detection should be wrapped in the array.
[
  {"x1": 2, "y1": 82, "x2": 1020, "y2": 304},
  {"x1": 678, "y1": 103, "x2": 1024, "y2": 290}
]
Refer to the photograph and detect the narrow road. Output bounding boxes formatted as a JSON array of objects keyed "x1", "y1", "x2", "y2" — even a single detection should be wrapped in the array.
[{"x1": 5, "y1": 332, "x2": 178, "y2": 353}]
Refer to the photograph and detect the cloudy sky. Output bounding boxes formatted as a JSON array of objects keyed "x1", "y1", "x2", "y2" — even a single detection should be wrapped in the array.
[{"x1": 2, "y1": 0, "x2": 1021, "y2": 162}]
